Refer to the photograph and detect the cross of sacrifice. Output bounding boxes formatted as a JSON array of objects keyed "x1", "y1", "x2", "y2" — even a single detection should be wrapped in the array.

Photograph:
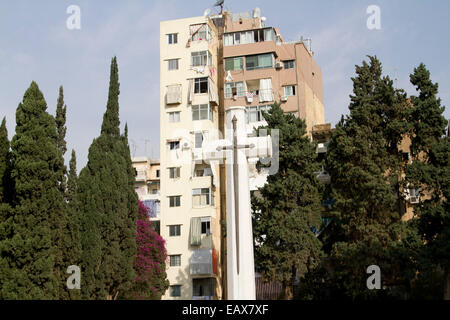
[{"x1": 200, "y1": 106, "x2": 273, "y2": 300}]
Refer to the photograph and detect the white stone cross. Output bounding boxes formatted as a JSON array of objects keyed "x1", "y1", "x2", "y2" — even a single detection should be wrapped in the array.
[{"x1": 200, "y1": 106, "x2": 273, "y2": 300}]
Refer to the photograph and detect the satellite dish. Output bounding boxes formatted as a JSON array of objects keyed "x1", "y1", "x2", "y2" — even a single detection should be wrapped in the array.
[
  {"x1": 253, "y1": 7, "x2": 261, "y2": 18},
  {"x1": 214, "y1": 0, "x2": 224, "y2": 6},
  {"x1": 261, "y1": 16, "x2": 267, "y2": 22},
  {"x1": 203, "y1": 8, "x2": 211, "y2": 17}
]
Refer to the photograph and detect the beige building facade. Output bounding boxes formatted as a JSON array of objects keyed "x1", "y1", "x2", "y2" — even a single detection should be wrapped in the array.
[{"x1": 159, "y1": 9, "x2": 326, "y2": 300}]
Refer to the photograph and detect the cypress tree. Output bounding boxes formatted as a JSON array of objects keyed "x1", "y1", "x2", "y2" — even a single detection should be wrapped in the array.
[
  {"x1": 78, "y1": 57, "x2": 138, "y2": 299},
  {"x1": 0, "y1": 117, "x2": 14, "y2": 299},
  {"x1": 67, "y1": 149, "x2": 77, "y2": 203},
  {"x1": 65, "y1": 149, "x2": 81, "y2": 299},
  {"x1": 55, "y1": 86, "x2": 67, "y2": 193},
  {"x1": 405, "y1": 64, "x2": 450, "y2": 299},
  {"x1": 252, "y1": 102, "x2": 324, "y2": 300},
  {"x1": 0, "y1": 117, "x2": 12, "y2": 203},
  {"x1": 324, "y1": 56, "x2": 409, "y2": 299},
  {"x1": 2, "y1": 82, "x2": 65, "y2": 299}
]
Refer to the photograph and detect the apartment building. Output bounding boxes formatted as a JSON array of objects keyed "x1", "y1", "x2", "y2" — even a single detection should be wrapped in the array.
[
  {"x1": 132, "y1": 157, "x2": 161, "y2": 233},
  {"x1": 159, "y1": 9, "x2": 326, "y2": 300}
]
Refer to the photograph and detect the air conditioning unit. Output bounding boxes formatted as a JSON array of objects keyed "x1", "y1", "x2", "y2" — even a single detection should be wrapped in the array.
[
  {"x1": 275, "y1": 62, "x2": 283, "y2": 69},
  {"x1": 281, "y1": 95, "x2": 288, "y2": 102},
  {"x1": 409, "y1": 196, "x2": 420, "y2": 204}
]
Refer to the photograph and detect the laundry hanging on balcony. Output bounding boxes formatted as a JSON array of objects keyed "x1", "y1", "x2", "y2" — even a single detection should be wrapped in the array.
[
  {"x1": 208, "y1": 78, "x2": 219, "y2": 105},
  {"x1": 259, "y1": 78, "x2": 274, "y2": 103},
  {"x1": 190, "y1": 217, "x2": 202, "y2": 246}
]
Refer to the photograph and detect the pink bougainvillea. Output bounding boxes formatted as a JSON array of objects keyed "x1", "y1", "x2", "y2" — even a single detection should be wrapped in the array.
[{"x1": 126, "y1": 201, "x2": 169, "y2": 299}]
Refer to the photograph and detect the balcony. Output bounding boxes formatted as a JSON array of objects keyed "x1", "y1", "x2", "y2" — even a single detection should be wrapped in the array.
[
  {"x1": 135, "y1": 170, "x2": 147, "y2": 182},
  {"x1": 190, "y1": 249, "x2": 217, "y2": 276}
]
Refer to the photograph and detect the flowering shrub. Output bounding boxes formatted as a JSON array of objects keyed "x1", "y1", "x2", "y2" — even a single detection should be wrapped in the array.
[{"x1": 125, "y1": 201, "x2": 169, "y2": 299}]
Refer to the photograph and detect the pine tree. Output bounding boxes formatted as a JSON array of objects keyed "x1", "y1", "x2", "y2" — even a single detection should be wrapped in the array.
[
  {"x1": 77, "y1": 57, "x2": 138, "y2": 299},
  {"x1": 251, "y1": 102, "x2": 324, "y2": 300},
  {"x1": 405, "y1": 64, "x2": 450, "y2": 299},
  {"x1": 1, "y1": 82, "x2": 65, "y2": 299},
  {"x1": 324, "y1": 56, "x2": 410, "y2": 299},
  {"x1": 124, "y1": 201, "x2": 169, "y2": 300}
]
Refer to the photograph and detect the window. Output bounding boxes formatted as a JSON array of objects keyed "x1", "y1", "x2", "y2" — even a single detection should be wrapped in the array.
[
  {"x1": 170, "y1": 255, "x2": 181, "y2": 267},
  {"x1": 246, "y1": 53, "x2": 274, "y2": 70},
  {"x1": 169, "y1": 141, "x2": 180, "y2": 150},
  {"x1": 169, "y1": 196, "x2": 181, "y2": 207},
  {"x1": 194, "y1": 77, "x2": 208, "y2": 94},
  {"x1": 223, "y1": 28, "x2": 274, "y2": 46},
  {"x1": 225, "y1": 57, "x2": 243, "y2": 71},
  {"x1": 201, "y1": 218, "x2": 211, "y2": 235},
  {"x1": 190, "y1": 24, "x2": 210, "y2": 41},
  {"x1": 169, "y1": 225, "x2": 181, "y2": 237},
  {"x1": 191, "y1": 51, "x2": 211, "y2": 67},
  {"x1": 168, "y1": 33, "x2": 178, "y2": 44},
  {"x1": 192, "y1": 188, "x2": 213, "y2": 207},
  {"x1": 194, "y1": 164, "x2": 213, "y2": 177},
  {"x1": 170, "y1": 285, "x2": 181, "y2": 297},
  {"x1": 284, "y1": 85, "x2": 296, "y2": 96},
  {"x1": 168, "y1": 59, "x2": 179, "y2": 70},
  {"x1": 194, "y1": 132, "x2": 206, "y2": 149},
  {"x1": 169, "y1": 167, "x2": 180, "y2": 179},
  {"x1": 168, "y1": 111, "x2": 180, "y2": 123},
  {"x1": 156, "y1": 170, "x2": 160, "y2": 178},
  {"x1": 225, "y1": 82, "x2": 245, "y2": 99},
  {"x1": 284, "y1": 60, "x2": 295, "y2": 69},
  {"x1": 247, "y1": 105, "x2": 271, "y2": 123},
  {"x1": 151, "y1": 188, "x2": 158, "y2": 195},
  {"x1": 192, "y1": 104, "x2": 213, "y2": 121}
]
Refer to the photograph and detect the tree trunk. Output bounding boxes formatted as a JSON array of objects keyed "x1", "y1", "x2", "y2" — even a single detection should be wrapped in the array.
[
  {"x1": 280, "y1": 281, "x2": 293, "y2": 300},
  {"x1": 444, "y1": 268, "x2": 450, "y2": 300}
]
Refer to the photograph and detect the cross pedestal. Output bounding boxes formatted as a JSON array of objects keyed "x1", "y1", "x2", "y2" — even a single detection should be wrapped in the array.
[{"x1": 202, "y1": 106, "x2": 272, "y2": 300}]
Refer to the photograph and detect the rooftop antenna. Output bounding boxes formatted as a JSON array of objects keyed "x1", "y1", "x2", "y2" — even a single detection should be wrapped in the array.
[
  {"x1": 213, "y1": 0, "x2": 224, "y2": 14},
  {"x1": 130, "y1": 138, "x2": 137, "y2": 158},
  {"x1": 143, "y1": 139, "x2": 151, "y2": 157}
]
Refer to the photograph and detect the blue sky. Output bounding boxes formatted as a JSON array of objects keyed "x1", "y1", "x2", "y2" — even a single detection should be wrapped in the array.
[{"x1": 1, "y1": 0, "x2": 449, "y2": 170}]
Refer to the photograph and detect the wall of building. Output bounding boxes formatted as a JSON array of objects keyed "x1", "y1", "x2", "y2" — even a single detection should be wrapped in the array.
[{"x1": 160, "y1": 16, "x2": 222, "y2": 300}]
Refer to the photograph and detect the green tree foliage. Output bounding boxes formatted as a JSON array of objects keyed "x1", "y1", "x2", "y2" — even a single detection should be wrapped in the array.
[
  {"x1": 324, "y1": 56, "x2": 410, "y2": 299},
  {"x1": 0, "y1": 82, "x2": 65, "y2": 299},
  {"x1": 252, "y1": 102, "x2": 324, "y2": 300},
  {"x1": 405, "y1": 63, "x2": 449, "y2": 299},
  {"x1": 77, "y1": 57, "x2": 138, "y2": 299}
]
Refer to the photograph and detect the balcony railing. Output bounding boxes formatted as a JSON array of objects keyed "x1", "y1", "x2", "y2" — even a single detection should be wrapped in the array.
[{"x1": 225, "y1": 89, "x2": 274, "y2": 103}]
